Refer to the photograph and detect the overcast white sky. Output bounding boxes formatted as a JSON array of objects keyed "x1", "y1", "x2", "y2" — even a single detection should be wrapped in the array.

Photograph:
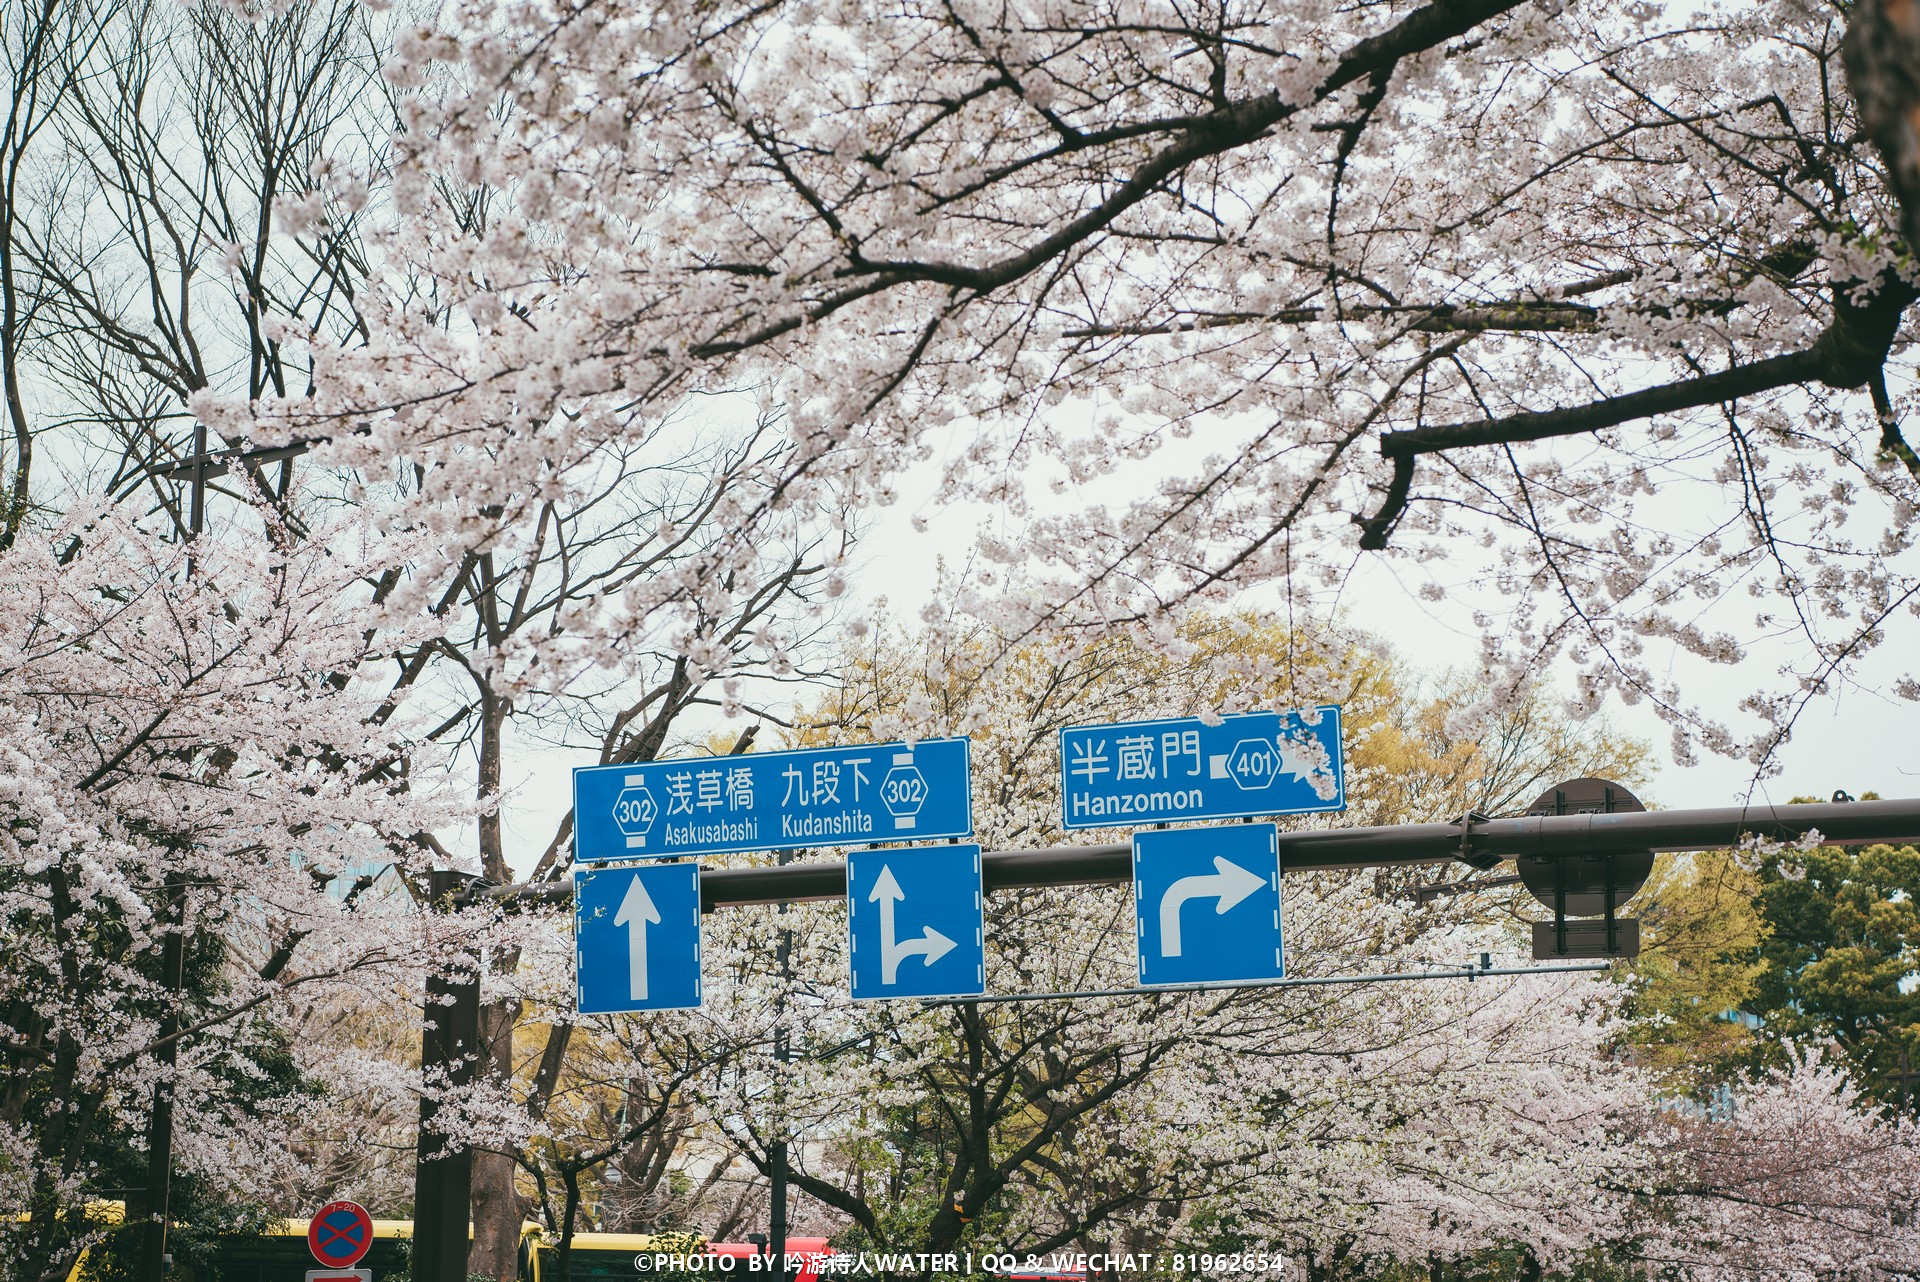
[
  {"x1": 834, "y1": 434, "x2": 1918, "y2": 815},
  {"x1": 497, "y1": 405, "x2": 1919, "y2": 878}
]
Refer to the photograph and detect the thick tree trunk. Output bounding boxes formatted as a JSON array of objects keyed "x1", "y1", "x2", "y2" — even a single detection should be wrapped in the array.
[
  {"x1": 468, "y1": 694, "x2": 527, "y2": 1282},
  {"x1": 468, "y1": 1001, "x2": 526, "y2": 1274},
  {"x1": 476, "y1": 1005, "x2": 537, "y2": 1274},
  {"x1": 469, "y1": 1138, "x2": 527, "y2": 1280},
  {"x1": 467, "y1": 999, "x2": 526, "y2": 1278},
  {"x1": 553, "y1": 1166, "x2": 586, "y2": 1282}
]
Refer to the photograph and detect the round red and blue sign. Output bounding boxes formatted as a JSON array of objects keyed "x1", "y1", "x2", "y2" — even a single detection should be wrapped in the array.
[{"x1": 307, "y1": 1200, "x2": 373, "y2": 1268}]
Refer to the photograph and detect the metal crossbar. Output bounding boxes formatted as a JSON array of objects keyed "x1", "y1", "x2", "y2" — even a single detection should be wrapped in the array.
[
  {"x1": 489, "y1": 795, "x2": 1920, "y2": 912},
  {"x1": 916, "y1": 961, "x2": 1614, "y2": 1005}
]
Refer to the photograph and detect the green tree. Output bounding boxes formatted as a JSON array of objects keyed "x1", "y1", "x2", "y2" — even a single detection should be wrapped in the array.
[{"x1": 1746, "y1": 838, "x2": 1920, "y2": 1112}]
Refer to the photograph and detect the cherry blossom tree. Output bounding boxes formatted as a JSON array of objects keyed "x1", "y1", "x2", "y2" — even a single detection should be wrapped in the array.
[
  {"x1": 1638, "y1": 1059, "x2": 1920, "y2": 1281},
  {"x1": 251, "y1": 0, "x2": 1920, "y2": 779},
  {"x1": 0, "y1": 502, "x2": 467, "y2": 1282},
  {"x1": 1, "y1": 0, "x2": 852, "y2": 1273}
]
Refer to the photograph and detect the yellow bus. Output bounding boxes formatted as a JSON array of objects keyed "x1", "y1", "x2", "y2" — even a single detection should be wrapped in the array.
[
  {"x1": 159, "y1": 1216, "x2": 419, "y2": 1282},
  {"x1": 30, "y1": 1209, "x2": 709, "y2": 1282},
  {"x1": 536, "y1": 1230, "x2": 707, "y2": 1280},
  {"x1": 109, "y1": 1218, "x2": 701, "y2": 1282},
  {"x1": 11, "y1": 1204, "x2": 120, "y2": 1282}
]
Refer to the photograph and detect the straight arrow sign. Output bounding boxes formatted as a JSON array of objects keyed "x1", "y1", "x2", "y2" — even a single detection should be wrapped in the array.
[
  {"x1": 613, "y1": 873, "x2": 660, "y2": 1000},
  {"x1": 1157, "y1": 856, "x2": 1267, "y2": 957},
  {"x1": 575, "y1": 863, "x2": 702, "y2": 1013}
]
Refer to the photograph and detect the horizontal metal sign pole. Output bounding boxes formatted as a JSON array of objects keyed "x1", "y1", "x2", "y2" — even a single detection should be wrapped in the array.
[
  {"x1": 491, "y1": 796, "x2": 1920, "y2": 912},
  {"x1": 917, "y1": 961, "x2": 1616, "y2": 1005}
]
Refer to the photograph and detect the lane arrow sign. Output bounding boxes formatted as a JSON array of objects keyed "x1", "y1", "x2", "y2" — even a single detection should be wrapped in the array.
[
  {"x1": 869, "y1": 864, "x2": 958, "y2": 983},
  {"x1": 613, "y1": 873, "x2": 660, "y2": 1001},
  {"x1": 1158, "y1": 856, "x2": 1267, "y2": 957}
]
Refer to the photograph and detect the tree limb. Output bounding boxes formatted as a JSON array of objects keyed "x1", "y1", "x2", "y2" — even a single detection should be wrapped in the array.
[{"x1": 1358, "y1": 272, "x2": 1919, "y2": 548}]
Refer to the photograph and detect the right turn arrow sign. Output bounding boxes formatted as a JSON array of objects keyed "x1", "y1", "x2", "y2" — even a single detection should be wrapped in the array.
[{"x1": 1156, "y1": 856, "x2": 1268, "y2": 957}]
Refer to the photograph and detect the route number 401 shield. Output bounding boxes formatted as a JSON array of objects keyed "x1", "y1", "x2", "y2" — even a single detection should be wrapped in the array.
[{"x1": 1132, "y1": 824, "x2": 1285, "y2": 988}]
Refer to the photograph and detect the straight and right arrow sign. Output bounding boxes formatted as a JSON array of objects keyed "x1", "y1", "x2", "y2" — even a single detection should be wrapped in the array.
[
  {"x1": 1133, "y1": 824, "x2": 1285, "y2": 987},
  {"x1": 847, "y1": 845, "x2": 985, "y2": 1000},
  {"x1": 866, "y1": 864, "x2": 960, "y2": 983}
]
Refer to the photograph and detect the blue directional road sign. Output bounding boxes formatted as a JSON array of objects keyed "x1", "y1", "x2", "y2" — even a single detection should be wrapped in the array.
[
  {"x1": 1060, "y1": 707, "x2": 1343, "y2": 830},
  {"x1": 576, "y1": 862, "x2": 702, "y2": 1013},
  {"x1": 847, "y1": 844, "x2": 985, "y2": 1000},
  {"x1": 1133, "y1": 824, "x2": 1284, "y2": 988},
  {"x1": 573, "y1": 738, "x2": 972, "y2": 862}
]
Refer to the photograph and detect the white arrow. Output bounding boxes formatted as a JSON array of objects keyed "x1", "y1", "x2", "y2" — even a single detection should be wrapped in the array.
[
  {"x1": 1276, "y1": 738, "x2": 1325, "y2": 786},
  {"x1": 1158, "y1": 857, "x2": 1267, "y2": 958},
  {"x1": 869, "y1": 865, "x2": 958, "y2": 984},
  {"x1": 612, "y1": 873, "x2": 660, "y2": 1001}
]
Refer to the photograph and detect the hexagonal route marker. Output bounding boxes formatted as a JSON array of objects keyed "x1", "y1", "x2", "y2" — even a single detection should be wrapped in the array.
[
  {"x1": 880, "y1": 753, "x2": 929, "y2": 830},
  {"x1": 612, "y1": 779, "x2": 659, "y2": 849},
  {"x1": 1226, "y1": 738, "x2": 1280, "y2": 790}
]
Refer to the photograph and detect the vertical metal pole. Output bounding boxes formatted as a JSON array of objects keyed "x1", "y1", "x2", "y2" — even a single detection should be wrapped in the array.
[
  {"x1": 415, "y1": 871, "x2": 480, "y2": 1282},
  {"x1": 187, "y1": 422, "x2": 207, "y2": 539},
  {"x1": 136, "y1": 873, "x2": 186, "y2": 1282},
  {"x1": 1547, "y1": 789, "x2": 1570, "y2": 959},
  {"x1": 771, "y1": 853, "x2": 792, "y2": 1282},
  {"x1": 769, "y1": 1063, "x2": 789, "y2": 1281},
  {"x1": 137, "y1": 425, "x2": 207, "y2": 1282},
  {"x1": 1603, "y1": 859, "x2": 1619, "y2": 956},
  {"x1": 1602, "y1": 784, "x2": 1620, "y2": 954},
  {"x1": 1552, "y1": 859, "x2": 1568, "y2": 957}
]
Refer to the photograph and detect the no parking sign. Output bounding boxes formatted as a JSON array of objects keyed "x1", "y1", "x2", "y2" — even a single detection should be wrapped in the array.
[{"x1": 307, "y1": 1200, "x2": 373, "y2": 1269}]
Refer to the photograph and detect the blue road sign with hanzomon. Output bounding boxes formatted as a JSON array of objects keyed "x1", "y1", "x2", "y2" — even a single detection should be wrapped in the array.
[
  {"x1": 572, "y1": 738, "x2": 973, "y2": 862},
  {"x1": 846, "y1": 844, "x2": 985, "y2": 1001},
  {"x1": 576, "y1": 862, "x2": 702, "y2": 1013},
  {"x1": 1059, "y1": 707, "x2": 1344, "y2": 830},
  {"x1": 1133, "y1": 823, "x2": 1285, "y2": 988}
]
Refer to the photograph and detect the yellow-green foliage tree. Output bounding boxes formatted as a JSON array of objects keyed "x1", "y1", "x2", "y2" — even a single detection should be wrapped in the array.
[
  {"x1": 1355, "y1": 668, "x2": 1652, "y2": 829},
  {"x1": 1622, "y1": 851, "x2": 1769, "y2": 1083}
]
